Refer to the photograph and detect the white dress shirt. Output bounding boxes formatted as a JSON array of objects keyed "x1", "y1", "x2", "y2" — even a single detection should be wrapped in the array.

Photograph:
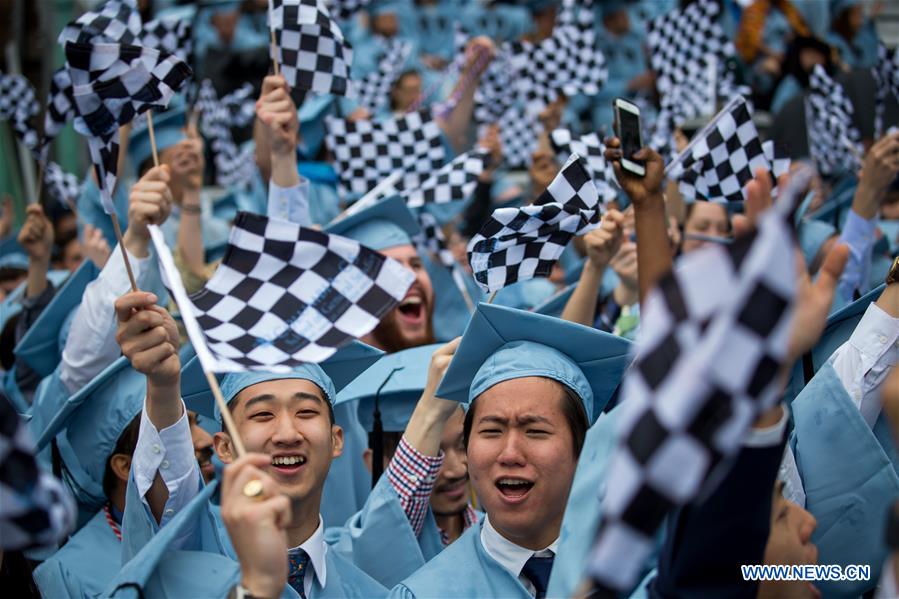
[
  {"x1": 829, "y1": 302, "x2": 899, "y2": 428},
  {"x1": 290, "y1": 516, "x2": 328, "y2": 598},
  {"x1": 480, "y1": 515, "x2": 558, "y2": 597},
  {"x1": 267, "y1": 179, "x2": 311, "y2": 226},
  {"x1": 59, "y1": 245, "x2": 154, "y2": 395},
  {"x1": 132, "y1": 398, "x2": 201, "y2": 527}
]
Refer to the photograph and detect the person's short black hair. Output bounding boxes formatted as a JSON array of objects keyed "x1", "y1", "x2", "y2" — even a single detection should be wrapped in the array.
[
  {"x1": 102, "y1": 413, "x2": 142, "y2": 500},
  {"x1": 462, "y1": 379, "x2": 589, "y2": 459}
]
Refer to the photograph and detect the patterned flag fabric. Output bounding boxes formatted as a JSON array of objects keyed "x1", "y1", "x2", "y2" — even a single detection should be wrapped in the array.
[
  {"x1": 44, "y1": 68, "x2": 76, "y2": 146},
  {"x1": 269, "y1": 0, "x2": 354, "y2": 97},
  {"x1": 381, "y1": 149, "x2": 489, "y2": 209},
  {"x1": 356, "y1": 37, "x2": 412, "y2": 114},
  {"x1": 496, "y1": 109, "x2": 541, "y2": 169},
  {"x1": 550, "y1": 129, "x2": 618, "y2": 205},
  {"x1": 468, "y1": 155, "x2": 601, "y2": 293},
  {"x1": 667, "y1": 97, "x2": 790, "y2": 204},
  {"x1": 149, "y1": 212, "x2": 415, "y2": 371},
  {"x1": 586, "y1": 205, "x2": 798, "y2": 593},
  {"x1": 65, "y1": 41, "x2": 192, "y2": 212},
  {"x1": 140, "y1": 15, "x2": 193, "y2": 63},
  {"x1": 326, "y1": 0, "x2": 371, "y2": 21},
  {"x1": 647, "y1": 0, "x2": 747, "y2": 123},
  {"x1": 43, "y1": 162, "x2": 84, "y2": 205},
  {"x1": 0, "y1": 72, "x2": 40, "y2": 152},
  {"x1": 325, "y1": 110, "x2": 446, "y2": 196},
  {"x1": 414, "y1": 212, "x2": 455, "y2": 270},
  {"x1": 805, "y1": 64, "x2": 862, "y2": 176},
  {"x1": 58, "y1": 0, "x2": 142, "y2": 46},
  {"x1": 196, "y1": 80, "x2": 257, "y2": 188},
  {"x1": 872, "y1": 44, "x2": 899, "y2": 140}
]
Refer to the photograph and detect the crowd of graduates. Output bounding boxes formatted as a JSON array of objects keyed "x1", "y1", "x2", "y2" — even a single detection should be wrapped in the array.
[{"x1": 2, "y1": 0, "x2": 899, "y2": 598}]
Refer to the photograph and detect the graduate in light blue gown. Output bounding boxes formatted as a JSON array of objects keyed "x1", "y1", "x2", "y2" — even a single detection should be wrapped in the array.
[
  {"x1": 117, "y1": 288, "x2": 386, "y2": 599},
  {"x1": 788, "y1": 278, "x2": 899, "y2": 597},
  {"x1": 825, "y1": 0, "x2": 879, "y2": 69},
  {"x1": 320, "y1": 196, "x2": 438, "y2": 526},
  {"x1": 390, "y1": 302, "x2": 632, "y2": 598},
  {"x1": 29, "y1": 357, "x2": 148, "y2": 599},
  {"x1": 327, "y1": 342, "x2": 481, "y2": 587}
]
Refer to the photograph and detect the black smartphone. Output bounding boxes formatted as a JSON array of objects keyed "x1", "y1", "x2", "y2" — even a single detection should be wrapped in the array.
[{"x1": 613, "y1": 98, "x2": 645, "y2": 177}]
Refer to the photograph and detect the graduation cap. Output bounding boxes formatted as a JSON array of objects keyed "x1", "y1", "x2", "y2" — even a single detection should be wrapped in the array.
[
  {"x1": 435, "y1": 303, "x2": 634, "y2": 423},
  {"x1": 334, "y1": 342, "x2": 442, "y2": 486},
  {"x1": 422, "y1": 254, "x2": 484, "y2": 342},
  {"x1": 0, "y1": 251, "x2": 28, "y2": 271},
  {"x1": 34, "y1": 356, "x2": 147, "y2": 509},
  {"x1": 325, "y1": 194, "x2": 420, "y2": 251},
  {"x1": 14, "y1": 259, "x2": 99, "y2": 378},
  {"x1": 785, "y1": 283, "x2": 885, "y2": 404},
  {"x1": 180, "y1": 340, "x2": 384, "y2": 421},
  {"x1": 104, "y1": 481, "x2": 239, "y2": 598},
  {"x1": 128, "y1": 105, "x2": 187, "y2": 172}
]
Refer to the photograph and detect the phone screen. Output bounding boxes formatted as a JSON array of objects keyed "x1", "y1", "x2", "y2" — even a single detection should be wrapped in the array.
[{"x1": 618, "y1": 108, "x2": 643, "y2": 165}]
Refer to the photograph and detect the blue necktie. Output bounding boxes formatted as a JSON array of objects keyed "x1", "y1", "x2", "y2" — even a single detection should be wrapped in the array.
[
  {"x1": 521, "y1": 555, "x2": 554, "y2": 599},
  {"x1": 287, "y1": 549, "x2": 310, "y2": 599}
]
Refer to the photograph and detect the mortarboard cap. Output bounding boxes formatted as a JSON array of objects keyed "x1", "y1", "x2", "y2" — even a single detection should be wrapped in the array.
[
  {"x1": 829, "y1": 0, "x2": 861, "y2": 17},
  {"x1": 325, "y1": 195, "x2": 420, "y2": 251},
  {"x1": 335, "y1": 343, "x2": 442, "y2": 432},
  {"x1": 435, "y1": 303, "x2": 633, "y2": 423},
  {"x1": 14, "y1": 259, "x2": 99, "y2": 378},
  {"x1": 369, "y1": 0, "x2": 407, "y2": 16},
  {"x1": 0, "y1": 251, "x2": 28, "y2": 271},
  {"x1": 181, "y1": 340, "x2": 384, "y2": 421},
  {"x1": 35, "y1": 356, "x2": 147, "y2": 508},
  {"x1": 128, "y1": 106, "x2": 187, "y2": 172}
]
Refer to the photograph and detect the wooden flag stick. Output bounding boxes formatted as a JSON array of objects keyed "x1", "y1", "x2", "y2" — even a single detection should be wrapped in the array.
[
  {"x1": 486, "y1": 290, "x2": 498, "y2": 304},
  {"x1": 110, "y1": 211, "x2": 139, "y2": 292},
  {"x1": 206, "y1": 370, "x2": 246, "y2": 457},
  {"x1": 270, "y1": 28, "x2": 280, "y2": 77},
  {"x1": 34, "y1": 159, "x2": 45, "y2": 206},
  {"x1": 146, "y1": 111, "x2": 161, "y2": 167}
]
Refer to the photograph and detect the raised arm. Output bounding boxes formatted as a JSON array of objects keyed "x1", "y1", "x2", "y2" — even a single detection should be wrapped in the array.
[
  {"x1": 561, "y1": 210, "x2": 624, "y2": 327},
  {"x1": 437, "y1": 37, "x2": 495, "y2": 154}
]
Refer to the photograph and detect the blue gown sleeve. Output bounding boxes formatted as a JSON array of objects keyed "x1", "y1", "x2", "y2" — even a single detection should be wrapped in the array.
[
  {"x1": 33, "y1": 557, "x2": 84, "y2": 599},
  {"x1": 790, "y1": 362, "x2": 899, "y2": 597}
]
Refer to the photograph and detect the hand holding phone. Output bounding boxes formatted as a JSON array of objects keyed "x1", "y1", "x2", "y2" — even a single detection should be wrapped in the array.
[{"x1": 613, "y1": 98, "x2": 645, "y2": 177}]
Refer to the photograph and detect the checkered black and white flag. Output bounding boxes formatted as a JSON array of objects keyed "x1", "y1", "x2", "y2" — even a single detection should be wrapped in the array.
[
  {"x1": 414, "y1": 211, "x2": 455, "y2": 270},
  {"x1": 149, "y1": 212, "x2": 415, "y2": 371},
  {"x1": 268, "y1": 0, "x2": 354, "y2": 97},
  {"x1": 452, "y1": 26, "x2": 515, "y2": 126},
  {"x1": 496, "y1": 108, "x2": 541, "y2": 169},
  {"x1": 196, "y1": 80, "x2": 257, "y2": 188},
  {"x1": 805, "y1": 64, "x2": 862, "y2": 176},
  {"x1": 586, "y1": 206, "x2": 797, "y2": 593},
  {"x1": 647, "y1": 0, "x2": 746, "y2": 122},
  {"x1": 325, "y1": 110, "x2": 446, "y2": 196},
  {"x1": 45, "y1": 68, "x2": 77, "y2": 147},
  {"x1": 873, "y1": 44, "x2": 899, "y2": 140},
  {"x1": 65, "y1": 41, "x2": 192, "y2": 212},
  {"x1": 326, "y1": 0, "x2": 371, "y2": 21},
  {"x1": 468, "y1": 155, "x2": 601, "y2": 293},
  {"x1": 356, "y1": 37, "x2": 412, "y2": 115},
  {"x1": 550, "y1": 129, "x2": 618, "y2": 205},
  {"x1": 506, "y1": 15, "x2": 607, "y2": 115},
  {"x1": 140, "y1": 15, "x2": 193, "y2": 63},
  {"x1": 58, "y1": 0, "x2": 142, "y2": 46},
  {"x1": 381, "y1": 149, "x2": 489, "y2": 209},
  {"x1": 668, "y1": 97, "x2": 790, "y2": 204},
  {"x1": 43, "y1": 162, "x2": 83, "y2": 205},
  {"x1": 0, "y1": 72, "x2": 40, "y2": 152}
]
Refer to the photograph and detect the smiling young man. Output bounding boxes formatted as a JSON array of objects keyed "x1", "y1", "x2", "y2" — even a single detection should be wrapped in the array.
[
  {"x1": 388, "y1": 302, "x2": 633, "y2": 598},
  {"x1": 114, "y1": 291, "x2": 387, "y2": 599}
]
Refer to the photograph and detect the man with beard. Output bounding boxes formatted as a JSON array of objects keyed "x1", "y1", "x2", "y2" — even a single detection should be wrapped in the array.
[{"x1": 317, "y1": 196, "x2": 438, "y2": 527}]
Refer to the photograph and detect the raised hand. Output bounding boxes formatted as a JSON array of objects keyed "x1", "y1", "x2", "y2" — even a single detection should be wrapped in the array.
[
  {"x1": 123, "y1": 165, "x2": 173, "y2": 257},
  {"x1": 114, "y1": 291, "x2": 180, "y2": 388},
  {"x1": 82, "y1": 223, "x2": 111, "y2": 269},
  {"x1": 604, "y1": 137, "x2": 664, "y2": 207},
  {"x1": 17, "y1": 204, "x2": 54, "y2": 263},
  {"x1": 583, "y1": 209, "x2": 625, "y2": 270},
  {"x1": 256, "y1": 75, "x2": 299, "y2": 157}
]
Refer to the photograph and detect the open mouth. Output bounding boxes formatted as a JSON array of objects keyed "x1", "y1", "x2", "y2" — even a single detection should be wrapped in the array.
[
  {"x1": 495, "y1": 477, "x2": 534, "y2": 502},
  {"x1": 270, "y1": 454, "x2": 307, "y2": 476},
  {"x1": 436, "y1": 478, "x2": 468, "y2": 500},
  {"x1": 396, "y1": 295, "x2": 425, "y2": 325}
]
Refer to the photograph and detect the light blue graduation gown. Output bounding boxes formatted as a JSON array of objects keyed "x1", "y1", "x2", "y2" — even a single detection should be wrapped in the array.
[
  {"x1": 119, "y1": 479, "x2": 387, "y2": 598},
  {"x1": 545, "y1": 406, "x2": 623, "y2": 599},
  {"x1": 389, "y1": 521, "x2": 533, "y2": 599},
  {"x1": 325, "y1": 472, "x2": 447, "y2": 588},
  {"x1": 320, "y1": 400, "x2": 372, "y2": 528},
  {"x1": 32, "y1": 509, "x2": 122, "y2": 599},
  {"x1": 789, "y1": 362, "x2": 899, "y2": 598}
]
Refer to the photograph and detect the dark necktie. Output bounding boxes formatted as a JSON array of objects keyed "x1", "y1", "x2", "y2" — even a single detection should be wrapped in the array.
[
  {"x1": 287, "y1": 548, "x2": 310, "y2": 599},
  {"x1": 521, "y1": 554, "x2": 554, "y2": 599}
]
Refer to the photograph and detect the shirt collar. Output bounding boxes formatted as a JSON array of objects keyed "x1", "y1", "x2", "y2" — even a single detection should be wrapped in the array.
[
  {"x1": 480, "y1": 515, "x2": 558, "y2": 579},
  {"x1": 288, "y1": 515, "x2": 328, "y2": 590}
]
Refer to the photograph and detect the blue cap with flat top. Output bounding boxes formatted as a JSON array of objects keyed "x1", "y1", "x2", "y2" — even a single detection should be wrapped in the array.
[
  {"x1": 34, "y1": 356, "x2": 147, "y2": 509},
  {"x1": 325, "y1": 194, "x2": 420, "y2": 251},
  {"x1": 335, "y1": 343, "x2": 442, "y2": 432},
  {"x1": 181, "y1": 340, "x2": 384, "y2": 421},
  {"x1": 14, "y1": 259, "x2": 99, "y2": 378},
  {"x1": 435, "y1": 303, "x2": 633, "y2": 423}
]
